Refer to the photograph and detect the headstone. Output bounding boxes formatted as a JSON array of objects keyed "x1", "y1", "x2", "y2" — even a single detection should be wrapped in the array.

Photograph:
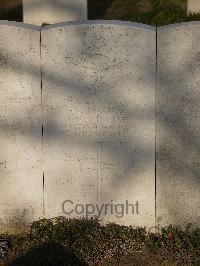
[
  {"x1": 187, "y1": 0, "x2": 200, "y2": 14},
  {"x1": 0, "y1": 22, "x2": 43, "y2": 233},
  {"x1": 42, "y1": 21, "x2": 156, "y2": 227},
  {"x1": 23, "y1": 0, "x2": 87, "y2": 25},
  {"x1": 157, "y1": 22, "x2": 200, "y2": 227}
]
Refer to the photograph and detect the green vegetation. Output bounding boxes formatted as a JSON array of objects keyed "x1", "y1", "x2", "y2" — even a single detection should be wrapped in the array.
[
  {"x1": 1, "y1": 217, "x2": 200, "y2": 265},
  {"x1": 0, "y1": 0, "x2": 22, "y2": 21},
  {"x1": 88, "y1": 0, "x2": 200, "y2": 26}
]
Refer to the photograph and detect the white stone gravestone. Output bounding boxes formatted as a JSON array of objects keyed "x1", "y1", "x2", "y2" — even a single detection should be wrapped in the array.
[
  {"x1": 0, "y1": 22, "x2": 43, "y2": 233},
  {"x1": 157, "y1": 22, "x2": 200, "y2": 227},
  {"x1": 23, "y1": 0, "x2": 87, "y2": 25},
  {"x1": 187, "y1": 0, "x2": 200, "y2": 14},
  {"x1": 41, "y1": 21, "x2": 156, "y2": 227}
]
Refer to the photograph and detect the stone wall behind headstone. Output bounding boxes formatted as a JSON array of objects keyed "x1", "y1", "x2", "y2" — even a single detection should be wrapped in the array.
[
  {"x1": 187, "y1": 0, "x2": 200, "y2": 14},
  {"x1": 23, "y1": 0, "x2": 87, "y2": 25}
]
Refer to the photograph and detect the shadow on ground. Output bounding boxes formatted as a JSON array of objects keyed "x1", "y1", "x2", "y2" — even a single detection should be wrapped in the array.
[{"x1": 8, "y1": 242, "x2": 86, "y2": 266}]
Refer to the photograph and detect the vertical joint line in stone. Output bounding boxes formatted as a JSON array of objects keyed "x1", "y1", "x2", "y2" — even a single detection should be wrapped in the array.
[
  {"x1": 86, "y1": 0, "x2": 88, "y2": 21},
  {"x1": 96, "y1": 142, "x2": 99, "y2": 201},
  {"x1": 155, "y1": 26, "x2": 158, "y2": 227},
  {"x1": 40, "y1": 25, "x2": 45, "y2": 217}
]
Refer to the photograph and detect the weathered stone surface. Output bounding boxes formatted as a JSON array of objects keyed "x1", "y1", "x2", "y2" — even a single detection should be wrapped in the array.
[
  {"x1": 1, "y1": 20, "x2": 200, "y2": 230},
  {"x1": 0, "y1": 22, "x2": 43, "y2": 233},
  {"x1": 23, "y1": 0, "x2": 87, "y2": 25},
  {"x1": 156, "y1": 22, "x2": 200, "y2": 227},
  {"x1": 42, "y1": 21, "x2": 156, "y2": 227}
]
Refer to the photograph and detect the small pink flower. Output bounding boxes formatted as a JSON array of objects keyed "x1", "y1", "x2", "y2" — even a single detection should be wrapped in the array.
[{"x1": 167, "y1": 232, "x2": 174, "y2": 241}]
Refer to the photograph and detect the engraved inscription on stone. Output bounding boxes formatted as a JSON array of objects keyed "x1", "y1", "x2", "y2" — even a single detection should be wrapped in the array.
[{"x1": 42, "y1": 22, "x2": 156, "y2": 227}]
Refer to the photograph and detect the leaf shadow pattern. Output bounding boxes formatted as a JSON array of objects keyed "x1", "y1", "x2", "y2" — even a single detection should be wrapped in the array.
[{"x1": 0, "y1": 20, "x2": 154, "y2": 228}]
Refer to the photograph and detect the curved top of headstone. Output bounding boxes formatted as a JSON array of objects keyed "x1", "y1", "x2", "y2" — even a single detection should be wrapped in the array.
[
  {"x1": 158, "y1": 21, "x2": 200, "y2": 31},
  {"x1": 41, "y1": 20, "x2": 156, "y2": 31},
  {"x1": 0, "y1": 20, "x2": 200, "y2": 32},
  {"x1": 0, "y1": 20, "x2": 41, "y2": 31}
]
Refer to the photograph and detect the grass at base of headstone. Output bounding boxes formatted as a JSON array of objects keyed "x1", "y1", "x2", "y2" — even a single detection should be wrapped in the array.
[{"x1": 0, "y1": 217, "x2": 199, "y2": 265}]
